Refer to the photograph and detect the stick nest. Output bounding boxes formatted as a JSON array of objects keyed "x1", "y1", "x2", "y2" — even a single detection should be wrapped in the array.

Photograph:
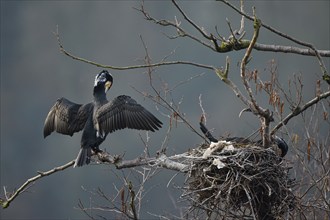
[{"x1": 182, "y1": 141, "x2": 296, "y2": 219}]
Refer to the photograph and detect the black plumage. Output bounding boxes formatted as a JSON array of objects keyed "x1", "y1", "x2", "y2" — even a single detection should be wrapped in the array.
[
  {"x1": 199, "y1": 121, "x2": 218, "y2": 143},
  {"x1": 273, "y1": 136, "x2": 288, "y2": 157},
  {"x1": 44, "y1": 70, "x2": 162, "y2": 167},
  {"x1": 43, "y1": 98, "x2": 93, "y2": 137}
]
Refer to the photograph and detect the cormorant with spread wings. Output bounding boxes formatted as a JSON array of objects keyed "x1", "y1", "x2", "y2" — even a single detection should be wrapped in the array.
[{"x1": 44, "y1": 70, "x2": 162, "y2": 167}]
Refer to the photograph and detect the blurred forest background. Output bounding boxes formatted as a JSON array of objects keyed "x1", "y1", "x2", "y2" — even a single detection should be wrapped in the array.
[{"x1": 1, "y1": 1, "x2": 329, "y2": 219}]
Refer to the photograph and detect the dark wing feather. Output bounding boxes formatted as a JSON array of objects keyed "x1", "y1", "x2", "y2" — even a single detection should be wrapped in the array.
[
  {"x1": 95, "y1": 95, "x2": 162, "y2": 134},
  {"x1": 43, "y1": 98, "x2": 93, "y2": 138}
]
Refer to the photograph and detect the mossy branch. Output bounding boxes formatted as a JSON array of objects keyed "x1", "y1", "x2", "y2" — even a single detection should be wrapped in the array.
[{"x1": 218, "y1": 0, "x2": 329, "y2": 84}]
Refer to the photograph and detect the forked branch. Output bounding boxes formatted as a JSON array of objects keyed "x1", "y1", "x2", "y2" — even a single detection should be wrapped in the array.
[
  {"x1": 53, "y1": 26, "x2": 214, "y2": 71},
  {"x1": 239, "y1": 9, "x2": 274, "y2": 147},
  {"x1": 1, "y1": 152, "x2": 189, "y2": 209},
  {"x1": 1, "y1": 160, "x2": 75, "y2": 209},
  {"x1": 271, "y1": 90, "x2": 330, "y2": 135},
  {"x1": 218, "y1": 0, "x2": 329, "y2": 84}
]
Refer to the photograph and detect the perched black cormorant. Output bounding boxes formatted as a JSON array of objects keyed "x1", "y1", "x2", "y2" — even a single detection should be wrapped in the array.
[
  {"x1": 44, "y1": 70, "x2": 162, "y2": 167},
  {"x1": 199, "y1": 121, "x2": 288, "y2": 157}
]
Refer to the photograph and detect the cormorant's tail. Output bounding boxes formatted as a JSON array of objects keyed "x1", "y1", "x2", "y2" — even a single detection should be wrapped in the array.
[
  {"x1": 74, "y1": 148, "x2": 91, "y2": 167},
  {"x1": 199, "y1": 121, "x2": 218, "y2": 143}
]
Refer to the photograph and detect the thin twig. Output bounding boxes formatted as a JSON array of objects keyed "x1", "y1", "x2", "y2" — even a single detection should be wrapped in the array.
[
  {"x1": 171, "y1": 0, "x2": 211, "y2": 40},
  {"x1": 1, "y1": 160, "x2": 75, "y2": 209},
  {"x1": 218, "y1": 0, "x2": 329, "y2": 82},
  {"x1": 139, "y1": 35, "x2": 208, "y2": 141},
  {"x1": 271, "y1": 90, "x2": 330, "y2": 135},
  {"x1": 238, "y1": 0, "x2": 245, "y2": 35},
  {"x1": 135, "y1": 4, "x2": 216, "y2": 51},
  {"x1": 53, "y1": 26, "x2": 213, "y2": 71},
  {"x1": 215, "y1": 57, "x2": 251, "y2": 108}
]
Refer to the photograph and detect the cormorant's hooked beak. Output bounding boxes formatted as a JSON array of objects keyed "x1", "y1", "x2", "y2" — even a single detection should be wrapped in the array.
[{"x1": 105, "y1": 80, "x2": 112, "y2": 93}]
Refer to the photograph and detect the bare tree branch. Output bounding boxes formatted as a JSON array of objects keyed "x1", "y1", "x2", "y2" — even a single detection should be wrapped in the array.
[
  {"x1": 1, "y1": 160, "x2": 75, "y2": 209},
  {"x1": 1, "y1": 150, "x2": 191, "y2": 210},
  {"x1": 237, "y1": 0, "x2": 245, "y2": 36},
  {"x1": 218, "y1": 0, "x2": 329, "y2": 83},
  {"x1": 53, "y1": 26, "x2": 214, "y2": 71},
  {"x1": 271, "y1": 90, "x2": 330, "y2": 135},
  {"x1": 254, "y1": 43, "x2": 330, "y2": 57},
  {"x1": 141, "y1": 1, "x2": 330, "y2": 57},
  {"x1": 215, "y1": 56, "x2": 251, "y2": 108},
  {"x1": 240, "y1": 8, "x2": 262, "y2": 114},
  {"x1": 52, "y1": 2, "x2": 329, "y2": 78},
  {"x1": 240, "y1": 9, "x2": 275, "y2": 147},
  {"x1": 135, "y1": 2, "x2": 217, "y2": 51},
  {"x1": 96, "y1": 151, "x2": 188, "y2": 172},
  {"x1": 171, "y1": 0, "x2": 211, "y2": 40},
  {"x1": 145, "y1": 40, "x2": 208, "y2": 142}
]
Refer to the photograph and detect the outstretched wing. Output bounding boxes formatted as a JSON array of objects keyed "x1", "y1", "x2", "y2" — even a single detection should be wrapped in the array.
[
  {"x1": 94, "y1": 95, "x2": 162, "y2": 134},
  {"x1": 43, "y1": 98, "x2": 93, "y2": 138}
]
